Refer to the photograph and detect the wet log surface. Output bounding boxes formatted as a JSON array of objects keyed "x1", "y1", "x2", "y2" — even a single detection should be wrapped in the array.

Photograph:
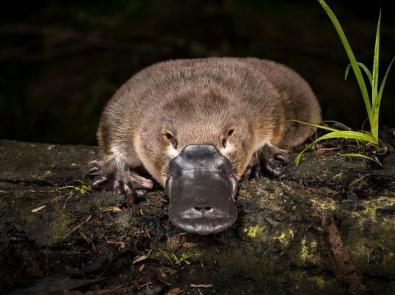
[{"x1": 0, "y1": 140, "x2": 394, "y2": 294}]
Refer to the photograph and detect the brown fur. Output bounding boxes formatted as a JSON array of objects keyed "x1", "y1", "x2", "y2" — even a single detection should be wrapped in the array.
[{"x1": 97, "y1": 57, "x2": 321, "y2": 186}]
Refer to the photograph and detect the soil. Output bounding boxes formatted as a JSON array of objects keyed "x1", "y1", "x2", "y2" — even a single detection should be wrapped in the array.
[{"x1": 0, "y1": 135, "x2": 394, "y2": 295}]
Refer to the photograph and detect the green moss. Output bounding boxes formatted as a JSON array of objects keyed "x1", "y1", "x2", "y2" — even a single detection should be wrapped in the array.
[
  {"x1": 296, "y1": 237, "x2": 321, "y2": 267},
  {"x1": 48, "y1": 213, "x2": 71, "y2": 245},
  {"x1": 310, "y1": 197, "x2": 337, "y2": 211},
  {"x1": 289, "y1": 271, "x2": 346, "y2": 294},
  {"x1": 154, "y1": 248, "x2": 202, "y2": 266},
  {"x1": 339, "y1": 197, "x2": 395, "y2": 276},
  {"x1": 243, "y1": 225, "x2": 264, "y2": 238},
  {"x1": 364, "y1": 197, "x2": 395, "y2": 222},
  {"x1": 274, "y1": 228, "x2": 295, "y2": 246}
]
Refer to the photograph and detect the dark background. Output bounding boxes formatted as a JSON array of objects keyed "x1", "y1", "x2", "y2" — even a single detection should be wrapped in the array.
[{"x1": 1, "y1": 0, "x2": 394, "y2": 145}]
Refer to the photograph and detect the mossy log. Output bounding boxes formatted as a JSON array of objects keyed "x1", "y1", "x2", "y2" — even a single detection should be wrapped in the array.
[{"x1": 0, "y1": 140, "x2": 394, "y2": 294}]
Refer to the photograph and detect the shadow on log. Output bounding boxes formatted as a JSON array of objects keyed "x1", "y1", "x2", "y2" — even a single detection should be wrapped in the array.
[{"x1": 0, "y1": 140, "x2": 394, "y2": 294}]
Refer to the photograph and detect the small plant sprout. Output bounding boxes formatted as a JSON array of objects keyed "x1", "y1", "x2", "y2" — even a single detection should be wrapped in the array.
[{"x1": 294, "y1": 0, "x2": 394, "y2": 165}]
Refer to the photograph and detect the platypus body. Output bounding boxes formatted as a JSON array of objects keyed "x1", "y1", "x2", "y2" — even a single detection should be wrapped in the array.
[{"x1": 90, "y1": 58, "x2": 321, "y2": 235}]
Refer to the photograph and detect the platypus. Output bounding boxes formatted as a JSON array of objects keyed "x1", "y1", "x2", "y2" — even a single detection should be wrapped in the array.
[{"x1": 90, "y1": 57, "x2": 321, "y2": 235}]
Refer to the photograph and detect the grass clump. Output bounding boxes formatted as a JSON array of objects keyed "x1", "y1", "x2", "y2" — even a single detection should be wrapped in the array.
[{"x1": 295, "y1": 0, "x2": 394, "y2": 165}]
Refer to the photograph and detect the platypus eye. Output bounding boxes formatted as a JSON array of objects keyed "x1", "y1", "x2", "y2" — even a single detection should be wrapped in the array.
[{"x1": 164, "y1": 131, "x2": 178, "y2": 149}]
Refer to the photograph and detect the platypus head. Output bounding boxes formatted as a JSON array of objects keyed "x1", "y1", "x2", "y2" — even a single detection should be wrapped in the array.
[
  {"x1": 166, "y1": 144, "x2": 238, "y2": 235},
  {"x1": 136, "y1": 93, "x2": 257, "y2": 235}
]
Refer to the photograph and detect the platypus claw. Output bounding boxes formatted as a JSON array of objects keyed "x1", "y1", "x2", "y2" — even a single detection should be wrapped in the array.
[
  {"x1": 242, "y1": 164, "x2": 263, "y2": 180},
  {"x1": 92, "y1": 175, "x2": 110, "y2": 187},
  {"x1": 87, "y1": 160, "x2": 153, "y2": 203},
  {"x1": 264, "y1": 153, "x2": 296, "y2": 178}
]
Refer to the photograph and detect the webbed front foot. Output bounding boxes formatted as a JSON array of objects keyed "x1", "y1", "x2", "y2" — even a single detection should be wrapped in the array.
[
  {"x1": 264, "y1": 153, "x2": 296, "y2": 178},
  {"x1": 88, "y1": 159, "x2": 153, "y2": 204},
  {"x1": 243, "y1": 144, "x2": 296, "y2": 180}
]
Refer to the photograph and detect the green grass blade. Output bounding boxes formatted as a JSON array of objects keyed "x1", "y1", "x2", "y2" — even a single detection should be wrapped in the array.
[
  {"x1": 315, "y1": 130, "x2": 377, "y2": 143},
  {"x1": 291, "y1": 120, "x2": 370, "y2": 136},
  {"x1": 345, "y1": 62, "x2": 373, "y2": 84},
  {"x1": 370, "y1": 11, "x2": 381, "y2": 141},
  {"x1": 372, "y1": 11, "x2": 381, "y2": 110},
  {"x1": 292, "y1": 120, "x2": 339, "y2": 132},
  {"x1": 319, "y1": 0, "x2": 373, "y2": 125},
  {"x1": 294, "y1": 143, "x2": 314, "y2": 165},
  {"x1": 341, "y1": 153, "x2": 382, "y2": 166},
  {"x1": 294, "y1": 130, "x2": 377, "y2": 165}
]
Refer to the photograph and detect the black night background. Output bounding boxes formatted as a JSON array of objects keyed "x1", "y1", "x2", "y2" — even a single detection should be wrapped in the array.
[{"x1": 1, "y1": 0, "x2": 394, "y2": 144}]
